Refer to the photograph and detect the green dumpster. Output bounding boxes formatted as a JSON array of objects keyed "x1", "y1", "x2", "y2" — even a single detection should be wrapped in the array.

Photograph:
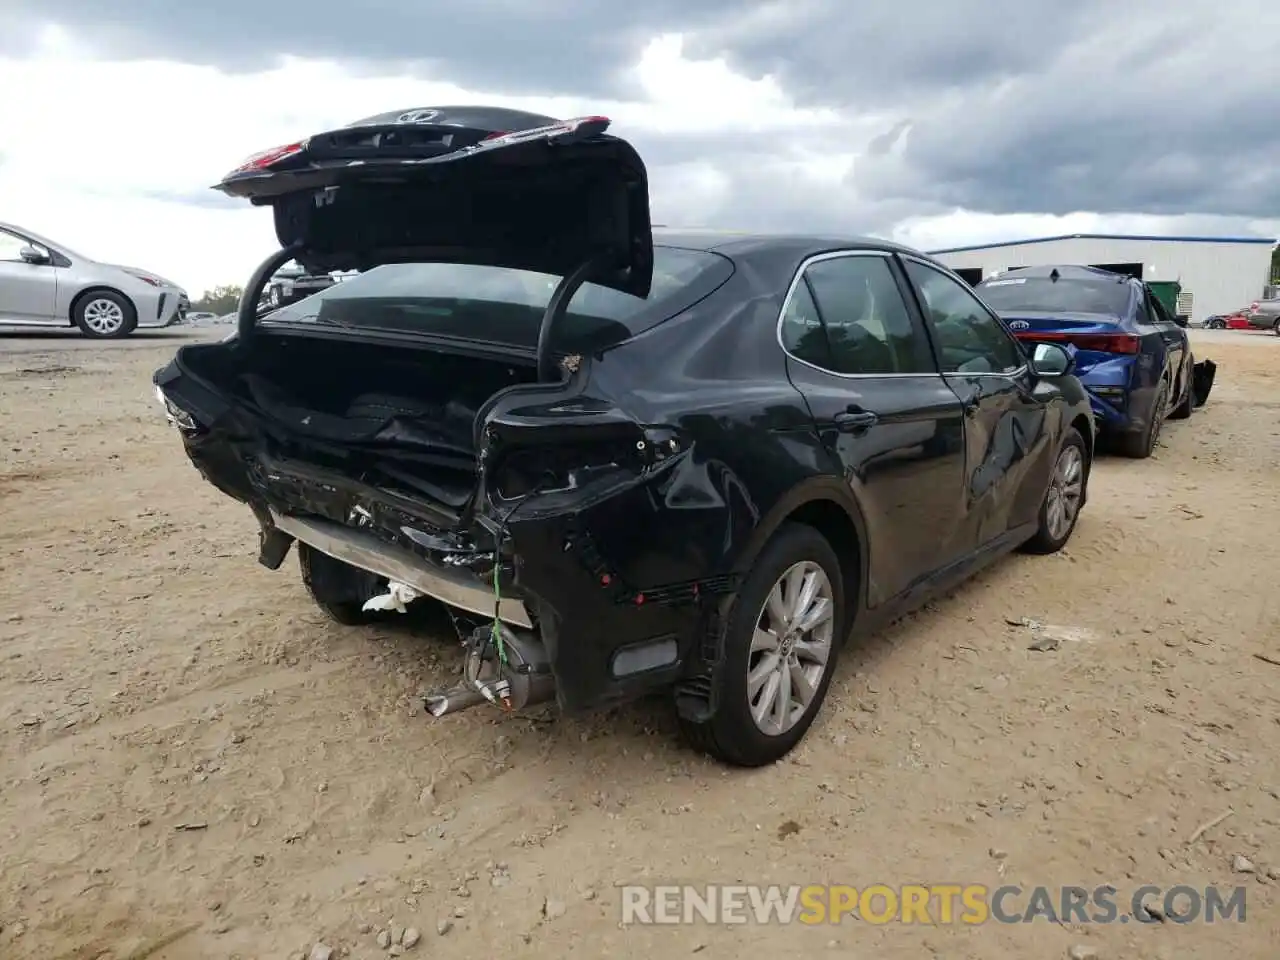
[{"x1": 1147, "y1": 280, "x2": 1183, "y2": 319}]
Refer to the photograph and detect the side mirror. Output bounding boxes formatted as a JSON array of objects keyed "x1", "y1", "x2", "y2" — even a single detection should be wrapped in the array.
[
  {"x1": 1173, "y1": 315, "x2": 1188, "y2": 328},
  {"x1": 1030, "y1": 341, "x2": 1074, "y2": 376},
  {"x1": 19, "y1": 244, "x2": 50, "y2": 265}
]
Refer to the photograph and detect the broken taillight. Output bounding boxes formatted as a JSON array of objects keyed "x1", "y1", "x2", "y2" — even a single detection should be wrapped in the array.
[{"x1": 492, "y1": 441, "x2": 637, "y2": 501}]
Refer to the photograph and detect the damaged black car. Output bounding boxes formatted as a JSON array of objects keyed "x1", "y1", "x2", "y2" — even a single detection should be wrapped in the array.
[{"x1": 153, "y1": 107, "x2": 1096, "y2": 766}]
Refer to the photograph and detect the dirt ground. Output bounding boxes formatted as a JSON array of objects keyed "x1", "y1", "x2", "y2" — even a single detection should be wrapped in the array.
[{"x1": 1, "y1": 327, "x2": 1278, "y2": 960}]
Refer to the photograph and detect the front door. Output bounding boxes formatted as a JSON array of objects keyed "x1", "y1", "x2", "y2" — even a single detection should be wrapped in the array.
[
  {"x1": 0, "y1": 228, "x2": 58, "y2": 324},
  {"x1": 779, "y1": 250, "x2": 967, "y2": 609},
  {"x1": 902, "y1": 256, "x2": 1055, "y2": 547}
]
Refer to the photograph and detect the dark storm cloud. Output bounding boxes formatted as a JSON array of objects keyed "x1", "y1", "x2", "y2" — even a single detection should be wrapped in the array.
[
  {"x1": 849, "y1": 0, "x2": 1280, "y2": 220},
  {"x1": 11, "y1": 1, "x2": 1278, "y2": 228},
  {"x1": 685, "y1": 0, "x2": 1117, "y2": 109},
  {"x1": 8, "y1": 1, "x2": 732, "y2": 96},
  {"x1": 684, "y1": 0, "x2": 1280, "y2": 223}
]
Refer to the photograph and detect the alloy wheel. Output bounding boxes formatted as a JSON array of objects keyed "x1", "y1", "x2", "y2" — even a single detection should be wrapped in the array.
[
  {"x1": 746, "y1": 560, "x2": 835, "y2": 736},
  {"x1": 1045, "y1": 445, "x2": 1085, "y2": 541},
  {"x1": 83, "y1": 298, "x2": 125, "y2": 335}
]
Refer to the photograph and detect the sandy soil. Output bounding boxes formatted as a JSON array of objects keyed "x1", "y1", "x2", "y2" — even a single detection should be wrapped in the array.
[{"x1": 1, "y1": 327, "x2": 1278, "y2": 960}]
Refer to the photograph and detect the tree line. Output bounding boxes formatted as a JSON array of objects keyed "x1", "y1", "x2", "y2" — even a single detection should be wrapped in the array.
[{"x1": 189, "y1": 285, "x2": 244, "y2": 315}]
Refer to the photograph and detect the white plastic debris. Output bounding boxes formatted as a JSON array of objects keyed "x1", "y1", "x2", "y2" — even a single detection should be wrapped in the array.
[{"x1": 362, "y1": 581, "x2": 423, "y2": 614}]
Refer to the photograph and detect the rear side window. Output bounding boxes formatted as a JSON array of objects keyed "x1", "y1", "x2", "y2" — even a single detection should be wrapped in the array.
[
  {"x1": 780, "y1": 254, "x2": 934, "y2": 375},
  {"x1": 976, "y1": 274, "x2": 1133, "y2": 316},
  {"x1": 263, "y1": 245, "x2": 733, "y2": 352},
  {"x1": 779, "y1": 280, "x2": 831, "y2": 367}
]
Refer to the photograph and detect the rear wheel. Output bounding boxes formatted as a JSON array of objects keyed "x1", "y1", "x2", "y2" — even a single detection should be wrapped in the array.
[
  {"x1": 298, "y1": 542, "x2": 387, "y2": 625},
  {"x1": 679, "y1": 523, "x2": 844, "y2": 767},
  {"x1": 1209, "y1": 319, "x2": 1225, "y2": 330},
  {"x1": 74, "y1": 291, "x2": 137, "y2": 338},
  {"x1": 1022, "y1": 428, "x2": 1088, "y2": 554},
  {"x1": 1116, "y1": 381, "x2": 1168, "y2": 459},
  {"x1": 1273, "y1": 319, "x2": 1280, "y2": 336}
]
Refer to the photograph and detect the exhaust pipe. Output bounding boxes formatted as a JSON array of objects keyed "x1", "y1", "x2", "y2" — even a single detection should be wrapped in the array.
[
  {"x1": 423, "y1": 623, "x2": 557, "y2": 719},
  {"x1": 424, "y1": 684, "x2": 488, "y2": 718}
]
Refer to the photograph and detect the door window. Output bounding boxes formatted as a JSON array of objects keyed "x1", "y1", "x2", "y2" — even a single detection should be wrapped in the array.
[
  {"x1": 791, "y1": 255, "x2": 933, "y2": 375},
  {"x1": 905, "y1": 259, "x2": 1026, "y2": 375},
  {"x1": 0, "y1": 229, "x2": 28, "y2": 262}
]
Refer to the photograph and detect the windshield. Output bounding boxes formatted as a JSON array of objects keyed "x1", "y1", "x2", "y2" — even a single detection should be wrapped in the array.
[
  {"x1": 977, "y1": 274, "x2": 1132, "y2": 316},
  {"x1": 261, "y1": 246, "x2": 732, "y2": 352}
]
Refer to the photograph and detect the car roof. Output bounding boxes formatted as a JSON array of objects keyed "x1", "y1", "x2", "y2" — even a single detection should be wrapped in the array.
[
  {"x1": 982, "y1": 264, "x2": 1139, "y2": 284},
  {"x1": 652, "y1": 227, "x2": 941, "y2": 264}
]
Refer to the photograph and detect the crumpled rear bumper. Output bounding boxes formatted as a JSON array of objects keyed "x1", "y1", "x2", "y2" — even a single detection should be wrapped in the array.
[
  {"x1": 182, "y1": 427, "x2": 717, "y2": 714},
  {"x1": 267, "y1": 508, "x2": 534, "y2": 628}
]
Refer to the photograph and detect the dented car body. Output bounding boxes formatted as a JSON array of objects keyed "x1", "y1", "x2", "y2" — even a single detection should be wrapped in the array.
[{"x1": 154, "y1": 108, "x2": 1095, "y2": 766}]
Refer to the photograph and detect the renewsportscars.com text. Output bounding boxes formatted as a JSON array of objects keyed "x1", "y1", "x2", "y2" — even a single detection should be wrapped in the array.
[{"x1": 620, "y1": 883, "x2": 1247, "y2": 925}]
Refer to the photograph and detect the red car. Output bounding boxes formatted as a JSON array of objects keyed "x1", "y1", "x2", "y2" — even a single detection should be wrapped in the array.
[{"x1": 1204, "y1": 312, "x2": 1252, "y2": 330}]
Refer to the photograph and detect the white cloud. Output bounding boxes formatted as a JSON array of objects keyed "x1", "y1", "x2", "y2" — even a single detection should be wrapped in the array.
[
  {"x1": 5, "y1": 25, "x2": 1267, "y2": 299},
  {"x1": 1, "y1": 29, "x2": 864, "y2": 294}
]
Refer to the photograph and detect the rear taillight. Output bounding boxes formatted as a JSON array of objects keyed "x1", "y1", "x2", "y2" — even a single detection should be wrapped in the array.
[
  {"x1": 228, "y1": 141, "x2": 307, "y2": 175},
  {"x1": 1015, "y1": 331, "x2": 1141, "y2": 354}
]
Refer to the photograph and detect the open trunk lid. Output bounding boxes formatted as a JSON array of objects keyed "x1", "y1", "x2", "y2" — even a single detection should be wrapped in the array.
[{"x1": 214, "y1": 108, "x2": 653, "y2": 299}]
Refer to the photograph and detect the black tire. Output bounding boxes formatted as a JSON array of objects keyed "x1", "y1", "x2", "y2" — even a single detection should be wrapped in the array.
[
  {"x1": 73, "y1": 290, "x2": 137, "y2": 338},
  {"x1": 679, "y1": 522, "x2": 845, "y2": 767},
  {"x1": 1208, "y1": 320, "x2": 1225, "y2": 330},
  {"x1": 1021, "y1": 427, "x2": 1089, "y2": 555},
  {"x1": 1273, "y1": 319, "x2": 1280, "y2": 336},
  {"x1": 1116, "y1": 381, "x2": 1168, "y2": 459},
  {"x1": 1169, "y1": 359, "x2": 1194, "y2": 420},
  {"x1": 298, "y1": 542, "x2": 387, "y2": 625}
]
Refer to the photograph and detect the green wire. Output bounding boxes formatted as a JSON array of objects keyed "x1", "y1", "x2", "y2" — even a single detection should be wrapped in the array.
[{"x1": 491, "y1": 535, "x2": 508, "y2": 666}]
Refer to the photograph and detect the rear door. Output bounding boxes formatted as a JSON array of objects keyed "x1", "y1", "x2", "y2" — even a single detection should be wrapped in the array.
[
  {"x1": 779, "y1": 250, "x2": 967, "y2": 608},
  {"x1": 902, "y1": 256, "x2": 1055, "y2": 548}
]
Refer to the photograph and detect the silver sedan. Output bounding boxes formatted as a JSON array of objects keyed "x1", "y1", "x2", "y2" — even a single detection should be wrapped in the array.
[
  {"x1": 1245, "y1": 297, "x2": 1280, "y2": 334},
  {"x1": 0, "y1": 221, "x2": 187, "y2": 337}
]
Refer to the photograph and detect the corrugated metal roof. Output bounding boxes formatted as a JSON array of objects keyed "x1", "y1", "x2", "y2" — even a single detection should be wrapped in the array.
[{"x1": 930, "y1": 233, "x2": 1278, "y2": 255}]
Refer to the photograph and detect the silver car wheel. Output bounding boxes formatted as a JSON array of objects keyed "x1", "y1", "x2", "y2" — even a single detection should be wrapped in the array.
[
  {"x1": 747, "y1": 560, "x2": 835, "y2": 736},
  {"x1": 1045, "y1": 444, "x2": 1085, "y2": 541},
  {"x1": 83, "y1": 298, "x2": 125, "y2": 334}
]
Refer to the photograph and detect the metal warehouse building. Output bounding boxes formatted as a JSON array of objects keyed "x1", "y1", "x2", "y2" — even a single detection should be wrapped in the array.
[{"x1": 930, "y1": 234, "x2": 1276, "y2": 324}]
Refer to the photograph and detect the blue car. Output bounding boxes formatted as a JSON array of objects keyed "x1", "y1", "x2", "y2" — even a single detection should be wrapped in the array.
[{"x1": 975, "y1": 265, "x2": 1208, "y2": 459}]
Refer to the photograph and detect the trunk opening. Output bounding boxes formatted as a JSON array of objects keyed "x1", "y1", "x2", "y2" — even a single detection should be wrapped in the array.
[{"x1": 181, "y1": 333, "x2": 540, "y2": 510}]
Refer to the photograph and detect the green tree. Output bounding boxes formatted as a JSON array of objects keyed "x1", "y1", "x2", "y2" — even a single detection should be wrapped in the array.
[{"x1": 190, "y1": 285, "x2": 244, "y2": 315}]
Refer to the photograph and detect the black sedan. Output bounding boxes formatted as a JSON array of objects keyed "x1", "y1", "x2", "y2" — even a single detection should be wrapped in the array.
[{"x1": 153, "y1": 107, "x2": 1094, "y2": 766}]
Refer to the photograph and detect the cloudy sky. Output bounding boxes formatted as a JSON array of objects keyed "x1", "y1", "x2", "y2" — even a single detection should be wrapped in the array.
[{"x1": 3, "y1": 0, "x2": 1276, "y2": 295}]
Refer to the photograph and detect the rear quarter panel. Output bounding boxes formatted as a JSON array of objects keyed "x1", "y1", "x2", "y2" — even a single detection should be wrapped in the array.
[{"x1": 574, "y1": 260, "x2": 861, "y2": 591}]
